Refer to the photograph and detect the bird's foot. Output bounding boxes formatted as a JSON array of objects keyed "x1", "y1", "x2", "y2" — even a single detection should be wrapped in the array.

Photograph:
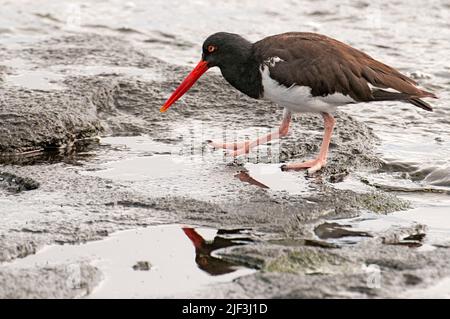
[{"x1": 280, "y1": 158, "x2": 327, "y2": 174}]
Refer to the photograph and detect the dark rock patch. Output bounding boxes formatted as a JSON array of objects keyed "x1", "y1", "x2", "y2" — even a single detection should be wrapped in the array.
[{"x1": 0, "y1": 171, "x2": 39, "y2": 193}]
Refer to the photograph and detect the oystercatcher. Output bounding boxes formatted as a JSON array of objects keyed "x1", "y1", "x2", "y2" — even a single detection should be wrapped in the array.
[{"x1": 160, "y1": 32, "x2": 436, "y2": 173}]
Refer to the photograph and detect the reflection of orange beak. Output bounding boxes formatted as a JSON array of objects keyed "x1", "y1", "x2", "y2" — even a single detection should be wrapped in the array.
[
  {"x1": 160, "y1": 60, "x2": 209, "y2": 112},
  {"x1": 182, "y1": 227, "x2": 204, "y2": 249}
]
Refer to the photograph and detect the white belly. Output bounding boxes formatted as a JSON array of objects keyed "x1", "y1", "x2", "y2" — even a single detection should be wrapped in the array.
[{"x1": 260, "y1": 65, "x2": 355, "y2": 113}]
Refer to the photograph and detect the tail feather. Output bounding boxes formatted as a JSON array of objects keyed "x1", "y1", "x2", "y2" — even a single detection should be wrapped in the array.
[
  {"x1": 409, "y1": 98, "x2": 433, "y2": 112},
  {"x1": 371, "y1": 89, "x2": 436, "y2": 112}
]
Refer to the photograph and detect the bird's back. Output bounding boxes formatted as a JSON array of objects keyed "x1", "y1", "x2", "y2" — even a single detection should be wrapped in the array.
[{"x1": 253, "y1": 32, "x2": 436, "y2": 111}]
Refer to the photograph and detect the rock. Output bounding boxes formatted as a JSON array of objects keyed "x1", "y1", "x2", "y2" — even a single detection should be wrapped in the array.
[
  {"x1": 0, "y1": 263, "x2": 102, "y2": 299},
  {"x1": 132, "y1": 261, "x2": 152, "y2": 271},
  {"x1": 0, "y1": 171, "x2": 40, "y2": 193}
]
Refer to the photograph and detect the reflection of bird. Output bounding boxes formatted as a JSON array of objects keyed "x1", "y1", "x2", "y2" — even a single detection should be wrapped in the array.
[
  {"x1": 182, "y1": 227, "x2": 251, "y2": 276},
  {"x1": 235, "y1": 171, "x2": 268, "y2": 189},
  {"x1": 161, "y1": 32, "x2": 437, "y2": 173}
]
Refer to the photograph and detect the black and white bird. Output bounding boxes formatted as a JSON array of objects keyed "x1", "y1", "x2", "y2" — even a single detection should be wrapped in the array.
[{"x1": 160, "y1": 32, "x2": 437, "y2": 173}]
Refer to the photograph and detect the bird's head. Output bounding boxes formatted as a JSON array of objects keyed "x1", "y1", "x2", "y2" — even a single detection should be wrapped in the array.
[
  {"x1": 201, "y1": 32, "x2": 251, "y2": 68},
  {"x1": 160, "y1": 32, "x2": 251, "y2": 112}
]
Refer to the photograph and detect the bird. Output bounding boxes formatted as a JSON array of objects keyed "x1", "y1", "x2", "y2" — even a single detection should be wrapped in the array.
[{"x1": 160, "y1": 32, "x2": 437, "y2": 173}]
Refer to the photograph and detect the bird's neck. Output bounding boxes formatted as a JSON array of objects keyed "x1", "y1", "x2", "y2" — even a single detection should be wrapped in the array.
[{"x1": 219, "y1": 47, "x2": 262, "y2": 99}]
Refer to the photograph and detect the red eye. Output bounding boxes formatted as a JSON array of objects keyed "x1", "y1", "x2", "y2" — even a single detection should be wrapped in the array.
[{"x1": 207, "y1": 45, "x2": 217, "y2": 53}]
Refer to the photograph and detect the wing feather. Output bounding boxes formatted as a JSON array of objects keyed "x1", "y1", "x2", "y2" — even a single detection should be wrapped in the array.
[{"x1": 253, "y1": 32, "x2": 436, "y2": 107}]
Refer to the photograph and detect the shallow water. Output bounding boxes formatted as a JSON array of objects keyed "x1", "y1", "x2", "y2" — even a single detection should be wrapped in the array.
[
  {"x1": 312, "y1": 193, "x2": 450, "y2": 250},
  {"x1": 403, "y1": 276, "x2": 450, "y2": 298},
  {"x1": 243, "y1": 163, "x2": 311, "y2": 194},
  {"x1": 6, "y1": 224, "x2": 255, "y2": 298}
]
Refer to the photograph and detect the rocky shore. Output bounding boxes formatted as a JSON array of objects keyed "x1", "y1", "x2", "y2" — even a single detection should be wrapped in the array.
[{"x1": 1, "y1": 32, "x2": 449, "y2": 299}]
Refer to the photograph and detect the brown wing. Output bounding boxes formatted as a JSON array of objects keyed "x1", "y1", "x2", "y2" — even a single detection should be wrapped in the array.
[{"x1": 253, "y1": 32, "x2": 436, "y2": 110}]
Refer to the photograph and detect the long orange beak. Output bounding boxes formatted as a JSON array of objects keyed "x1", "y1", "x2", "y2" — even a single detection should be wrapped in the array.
[{"x1": 160, "y1": 60, "x2": 209, "y2": 112}]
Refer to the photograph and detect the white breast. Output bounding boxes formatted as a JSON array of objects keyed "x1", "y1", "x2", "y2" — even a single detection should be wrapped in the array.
[{"x1": 260, "y1": 64, "x2": 355, "y2": 113}]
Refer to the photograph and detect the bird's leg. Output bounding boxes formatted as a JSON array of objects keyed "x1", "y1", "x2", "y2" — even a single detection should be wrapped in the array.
[
  {"x1": 281, "y1": 112, "x2": 335, "y2": 174},
  {"x1": 208, "y1": 109, "x2": 292, "y2": 155},
  {"x1": 207, "y1": 140, "x2": 248, "y2": 151},
  {"x1": 228, "y1": 110, "x2": 291, "y2": 156}
]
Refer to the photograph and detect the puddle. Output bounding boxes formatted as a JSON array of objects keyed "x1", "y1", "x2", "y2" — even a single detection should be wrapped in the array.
[
  {"x1": 347, "y1": 119, "x2": 450, "y2": 193},
  {"x1": 317, "y1": 213, "x2": 425, "y2": 247},
  {"x1": 391, "y1": 205, "x2": 450, "y2": 247},
  {"x1": 3, "y1": 58, "x2": 64, "y2": 90},
  {"x1": 85, "y1": 155, "x2": 196, "y2": 181},
  {"x1": 317, "y1": 203, "x2": 450, "y2": 249},
  {"x1": 242, "y1": 163, "x2": 310, "y2": 195},
  {"x1": 403, "y1": 276, "x2": 450, "y2": 298},
  {"x1": 313, "y1": 189, "x2": 450, "y2": 249},
  {"x1": 6, "y1": 70, "x2": 65, "y2": 90},
  {"x1": 5, "y1": 224, "x2": 255, "y2": 298},
  {"x1": 330, "y1": 174, "x2": 375, "y2": 194},
  {"x1": 235, "y1": 171, "x2": 269, "y2": 189},
  {"x1": 81, "y1": 136, "x2": 190, "y2": 182},
  {"x1": 360, "y1": 172, "x2": 450, "y2": 194},
  {"x1": 314, "y1": 222, "x2": 372, "y2": 244}
]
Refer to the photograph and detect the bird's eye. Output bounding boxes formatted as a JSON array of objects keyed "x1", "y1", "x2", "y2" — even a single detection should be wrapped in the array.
[{"x1": 207, "y1": 45, "x2": 217, "y2": 53}]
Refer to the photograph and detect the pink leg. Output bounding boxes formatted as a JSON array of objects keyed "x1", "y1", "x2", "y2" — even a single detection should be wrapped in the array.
[
  {"x1": 281, "y1": 112, "x2": 335, "y2": 174},
  {"x1": 208, "y1": 109, "x2": 292, "y2": 155}
]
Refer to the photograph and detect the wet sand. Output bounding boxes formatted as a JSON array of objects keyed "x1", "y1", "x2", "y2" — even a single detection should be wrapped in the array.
[{"x1": 1, "y1": 0, "x2": 450, "y2": 298}]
